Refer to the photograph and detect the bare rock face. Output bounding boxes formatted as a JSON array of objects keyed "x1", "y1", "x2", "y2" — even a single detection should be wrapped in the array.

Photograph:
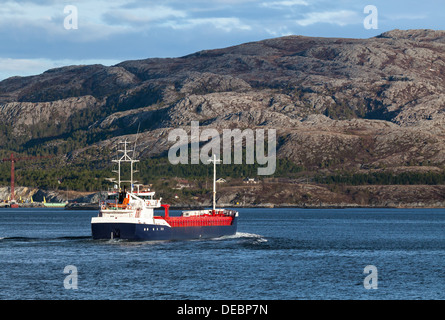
[
  {"x1": 179, "y1": 72, "x2": 252, "y2": 95},
  {"x1": 1, "y1": 95, "x2": 100, "y2": 129},
  {"x1": 1, "y1": 29, "x2": 445, "y2": 172}
]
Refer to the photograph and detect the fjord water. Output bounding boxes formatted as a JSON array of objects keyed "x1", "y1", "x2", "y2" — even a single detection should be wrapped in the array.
[{"x1": 1, "y1": 207, "x2": 445, "y2": 300}]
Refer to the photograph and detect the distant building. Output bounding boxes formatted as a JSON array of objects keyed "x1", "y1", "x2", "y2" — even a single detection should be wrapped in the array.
[
  {"x1": 174, "y1": 179, "x2": 192, "y2": 189},
  {"x1": 243, "y1": 177, "x2": 259, "y2": 184},
  {"x1": 216, "y1": 178, "x2": 226, "y2": 183}
]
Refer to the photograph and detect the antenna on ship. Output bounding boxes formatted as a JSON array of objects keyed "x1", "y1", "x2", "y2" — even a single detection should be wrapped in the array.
[
  {"x1": 112, "y1": 139, "x2": 139, "y2": 191},
  {"x1": 208, "y1": 154, "x2": 221, "y2": 214}
]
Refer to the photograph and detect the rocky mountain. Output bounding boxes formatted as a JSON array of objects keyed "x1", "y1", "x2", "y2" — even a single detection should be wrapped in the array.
[{"x1": 1, "y1": 29, "x2": 445, "y2": 178}]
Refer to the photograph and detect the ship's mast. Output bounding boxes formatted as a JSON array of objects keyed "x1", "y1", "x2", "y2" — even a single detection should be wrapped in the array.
[
  {"x1": 112, "y1": 140, "x2": 139, "y2": 191},
  {"x1": 208, "y1": 154, "x2": 221, "y2": 213}
]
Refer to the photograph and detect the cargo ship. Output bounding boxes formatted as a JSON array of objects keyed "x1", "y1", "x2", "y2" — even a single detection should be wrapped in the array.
[
  {"x1": 43, "y1": 197, "x2": 67, "y2": 208},
  {"x1": 91, "y1": 140, "x2": 238, "y2": 240}
]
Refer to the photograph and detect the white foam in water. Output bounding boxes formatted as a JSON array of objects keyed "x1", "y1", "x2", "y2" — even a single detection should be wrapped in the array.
[
  {"x1": 99, "y1": 232, "x2": 268, "y2": 244},
  {"x1": 219, "y1": 232, "x2": 268, "y2": 242}
]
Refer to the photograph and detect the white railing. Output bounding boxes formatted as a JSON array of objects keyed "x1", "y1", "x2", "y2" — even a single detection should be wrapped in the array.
[{"x1": 181, "y1": 209, "x2": 237, "y2": 217}]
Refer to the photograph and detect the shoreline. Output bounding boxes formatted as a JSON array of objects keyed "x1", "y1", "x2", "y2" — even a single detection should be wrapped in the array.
[
  {"x1": 0, "y1": 202, "x2": 445, "y2": 210},
  {"x1": 9, "y1": 202, "x2": 441, "y2": 210},
  {"x1": 3, "y1": 184, "x2": 445, "y2": 211}
]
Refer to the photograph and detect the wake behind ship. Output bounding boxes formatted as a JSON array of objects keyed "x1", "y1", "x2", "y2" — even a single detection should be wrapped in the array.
[{"x1": 91, "y1": 140, "x2": 238, "y2": 241}]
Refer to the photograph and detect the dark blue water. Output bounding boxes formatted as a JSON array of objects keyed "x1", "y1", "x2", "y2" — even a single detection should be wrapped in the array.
[{"x1": 1, "y1": 207, "x2": 445, "y2": 300}]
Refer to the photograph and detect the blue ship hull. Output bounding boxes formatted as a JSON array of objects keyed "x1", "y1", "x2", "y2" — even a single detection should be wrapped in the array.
[{"x1": 91, "y1": 216, "x2": 238, "y2": 241}]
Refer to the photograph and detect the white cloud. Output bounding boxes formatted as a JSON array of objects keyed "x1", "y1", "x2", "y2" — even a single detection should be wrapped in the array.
[
  {"x1": 261, "y1": 0, "x2": 309, "y2": 8},
  {"x1": 0, "y1": 1, "x2": 57, "y2": 27},
  {"x1": 164, "y1": 17, "x2": 252, "y2": 32},
  {"x1": 104, "y1": 5, "x2": 187, "y2": 26},
  {"x1": 0, "y1": 1, "x2": 189, "y2": 41},
  {"x1": 295, "y1": 10, "x2": 360, "y2": 27}
]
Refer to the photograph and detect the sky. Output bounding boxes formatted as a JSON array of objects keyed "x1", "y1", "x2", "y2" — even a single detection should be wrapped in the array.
[{"x1": 0, "y1": 0, "x2": 443, "y2": 80}]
